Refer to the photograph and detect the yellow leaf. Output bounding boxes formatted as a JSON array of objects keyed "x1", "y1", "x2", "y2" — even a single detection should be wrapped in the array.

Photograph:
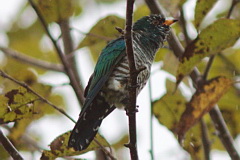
[
  {"x1": 176, "y1": 76, "x2": 233, "y2": 139},
  {"x1": 112, "y1": 134, "x2": 128, "y2": 150},
  {"x1": 176, "y1": 19, "x2": 240, "y2": 85},
  {"x1": 0, "y1": 87, "x2": 38, "y2": 124},
  {"x1": 194, "y1": 0, "x2": 217, "y2": 28},
  {"x1": 41, "y1": 131, "x2": 110, "y2": 159},
  {"x1": 153, "y1": 80, "x2": 203, "y2": 159},
  {"x1": 35, "y1": 0, "x2": 74, "y2": 23}
]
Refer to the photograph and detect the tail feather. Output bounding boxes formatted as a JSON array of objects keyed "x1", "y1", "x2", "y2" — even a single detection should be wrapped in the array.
[{"x1": 68, "y1": 95, "x2": 115, "y2": 151}]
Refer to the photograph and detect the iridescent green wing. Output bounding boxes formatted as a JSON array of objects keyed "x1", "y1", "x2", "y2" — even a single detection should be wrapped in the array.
[{"x1": 83, "y1": 38, "x2": 126, "y2": 111}]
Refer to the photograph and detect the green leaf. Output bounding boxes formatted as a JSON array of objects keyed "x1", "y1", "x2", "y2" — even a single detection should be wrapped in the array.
[
  {"x1": 154, "y1": 48, "x2": 170, "y2": 62},
  {"x1": 5, "y1": 20, "x2": 60, "y2": 75},
  {"x1": 176, "y1": 76, "x2": 233, "y2": 139},
  {"x1": 78, "y1": 15, "x2": 124, "y2": 63},
  {"x1": 161, "y1": 51, "x2": 179, "y2": 75},
  {"x1": 153, "y1": 80, "x2": 203, "y2": 159},
  {"x1": 153, "y1": 80, "x2": 186, "y2": 131},
  {"x1": 218, "y1": 86, "x2": 240, "y2": 138},
  {"x1": 41, "y1": 131, "x2": 110, "y2": 159},
  {"x1": 194, "y1": 0, "x2": 217, "y2": 28},
  {"x1": 0, "y1": 87, "x2": 38, "y2": 124},
  {"x1": 176, "y1": 19, "x2": 240, "y2": 85},
  {"x1": 35, "y1": 0, "x2": 75, "y2": 23}
]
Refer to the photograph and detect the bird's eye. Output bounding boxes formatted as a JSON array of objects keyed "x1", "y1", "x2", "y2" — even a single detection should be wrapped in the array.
[{"x1": 152, "y1": 19, "x2": 160, "y2": 26}]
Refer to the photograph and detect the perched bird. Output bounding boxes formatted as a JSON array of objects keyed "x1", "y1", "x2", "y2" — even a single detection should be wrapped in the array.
[{"x1": 68, "y1": 14, "x2": 177, "y2": 151}]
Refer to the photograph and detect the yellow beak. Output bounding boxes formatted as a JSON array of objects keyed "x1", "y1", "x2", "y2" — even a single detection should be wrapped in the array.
[{"x1": 163, "y1": 19, "x2": 178, "y2": 26}]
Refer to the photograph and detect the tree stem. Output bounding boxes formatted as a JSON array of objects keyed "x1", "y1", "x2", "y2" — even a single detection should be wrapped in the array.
[
  {"x1": 0, "y1": 129, "x2": 24, "y2": 160},
  {"x1": 124, "y1": 0, "x2": 139, "y2": 159},
  {"x1": 200, "y1": 119, "x2": 211, "y2": 160}
]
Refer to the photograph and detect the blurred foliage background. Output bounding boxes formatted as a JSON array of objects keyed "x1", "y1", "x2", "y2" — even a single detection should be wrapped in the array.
[{"x1": 0, "y1": 0, "x2": 240, "y2": 159}]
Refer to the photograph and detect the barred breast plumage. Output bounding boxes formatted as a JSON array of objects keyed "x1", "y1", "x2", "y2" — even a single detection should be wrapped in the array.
[{"x1": 68, "y1": 15, "x2": 176, "y2": 151}]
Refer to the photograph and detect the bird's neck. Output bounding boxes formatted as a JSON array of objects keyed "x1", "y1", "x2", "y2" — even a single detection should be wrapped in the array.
[{"x1": 132, "y1": 31, "x2": 164, "y2": 62}]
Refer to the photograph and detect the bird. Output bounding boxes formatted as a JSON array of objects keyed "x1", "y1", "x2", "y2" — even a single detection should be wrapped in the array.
[{"x1": 68, "y1": 14, "x2": 177, "y2": 151}]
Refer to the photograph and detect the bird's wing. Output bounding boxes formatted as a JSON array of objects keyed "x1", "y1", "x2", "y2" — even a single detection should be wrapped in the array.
[{"x1": 81, "y1": 37, "x2": 126, "y2": 114}]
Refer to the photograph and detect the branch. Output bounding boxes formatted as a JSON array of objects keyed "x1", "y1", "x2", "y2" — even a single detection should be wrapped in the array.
[
  {"x1": 0, "y1": 70, "x2": 76, "y2": 123},
  {"x1": 28, "y1": 0, "x2": 85, "y2": 106},
  {"x1": 58, "y1": 19, "x2": 85, "y2": 107},
  {"x1": 148, "y1": 80, "x2": 154, "y2": 160},
  {"x1": 124, "y1": 0, "x2": 139, "y2": 159},
  {"x1": 227, "y1": 0, "x2": 240, "y2": 18},
  {"x1": 200, "y1": 119, "x2": 211, "y2": 160},
  {"x1": 0, "y1": 129, "x2": 24, "y2": 160},
  {"x1": 145, "y1": 0, "x2": 240, "y2": 159},
  {"x1": 209, "y1": 106, "x2": 240, "y2": 160},
  {"x1": 0, "y1": 47, "x2": 64, "y2": 72},
  {"x1": 202, "y1": 55, "x2": 215, "y2": 80}
]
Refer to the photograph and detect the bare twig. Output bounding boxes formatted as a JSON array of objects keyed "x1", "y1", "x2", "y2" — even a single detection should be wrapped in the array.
[
  {"x1": 145, "y1": 0, "x2": 240, "y2": 159},
  {"x1": 202, "y1": 55, "x2": 215, "y2": 80},
  {"x1": 58, "y1": 19, "x2": 85, "y2": 107},
  {"x1": 209, "y1": 106, "x2": 240, "y2": 160},
  {"x1": 0, "y1": 47, "x2": 64, "y2": 72},
  {"x1": 0, "y1": 129, "x2": 24, "y2": 160},
  {"x1": 124, "y1": 0, "x2": 139, "y2": 159},
  {"x1": 2, "y1": 125, "x2": 43, "y2": 152},
  {"x1": 227, "y1": 0, "x2": 240, "y2": 18},
  {"x1": 28, "y1": 0, "x2": 85, "y2": 106},
  {"x1": 148, "y1": 80, "x2": 154, "y2": 160},
  {"x1": 0, "y1": 70, "x2": 76, "y2": 123},
  {"x1": 200, "y1": 119, "x2": 211, "y2": 160}
]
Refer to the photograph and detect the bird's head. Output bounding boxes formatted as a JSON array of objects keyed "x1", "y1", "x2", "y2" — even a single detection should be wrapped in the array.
[{"x1": 133, "y1": 14, "x2": 177, "y2": 40}]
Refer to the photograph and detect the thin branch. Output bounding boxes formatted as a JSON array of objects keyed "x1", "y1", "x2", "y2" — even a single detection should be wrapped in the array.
[
  {"x1": 200, "y1": 119, "x2": 211, "y2": 160},
  {"x1": 2, "y1": 125, "x2": 43, "y2": 152},
  {"x1": 148, "y1": 79, "x2": 154, "y2": 160},
  {"x1": 145, "y1": 0, "x2": 240, "y2": 159},
  {"x1": 124, "y1": 0, "x2": 139, "y2": 159},
  {"x1": 0, "y1": 70, "x2": 76, "y2": 123},
  {"x1": 28, "y1": 0, "x2": 85, "y2": 106},
  {"x1": 0, "y1": 129, "x2": 24, "y2": 160},
  {"x1": 227, "y1": 0, "x2": 240, "y2": 18},
  {"x1": 58, "y1": 19, "x2": 85, "y2": 107},
  {"x1": 202, "y1": 55, "x2": 215, "y2": 80},
  {"x1": 209, "y1": 106, "x2": 240, "y2": 160},
  {"x1": 0, "y1": 47, "x2": 64, "y2": 72}
]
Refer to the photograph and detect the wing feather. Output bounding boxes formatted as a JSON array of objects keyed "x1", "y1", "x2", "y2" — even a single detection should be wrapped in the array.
[{"x1": 81, "y1": 37, "x2": 126, "y2": 114}]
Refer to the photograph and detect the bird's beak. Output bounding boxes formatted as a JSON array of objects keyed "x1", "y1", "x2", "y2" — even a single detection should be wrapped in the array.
[{"x1": 163, "y1": 19, "x2": 178, "y2": 26}]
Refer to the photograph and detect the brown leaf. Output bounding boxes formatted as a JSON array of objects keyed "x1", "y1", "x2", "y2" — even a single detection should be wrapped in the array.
[{"x1": 175, "y1": 76, "x2": 233, "y2": 140}]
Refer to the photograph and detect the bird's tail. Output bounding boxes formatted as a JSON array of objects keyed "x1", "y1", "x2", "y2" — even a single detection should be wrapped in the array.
[{"x1": 68, "y1": 95, "x2": 115, "y2": 151}]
